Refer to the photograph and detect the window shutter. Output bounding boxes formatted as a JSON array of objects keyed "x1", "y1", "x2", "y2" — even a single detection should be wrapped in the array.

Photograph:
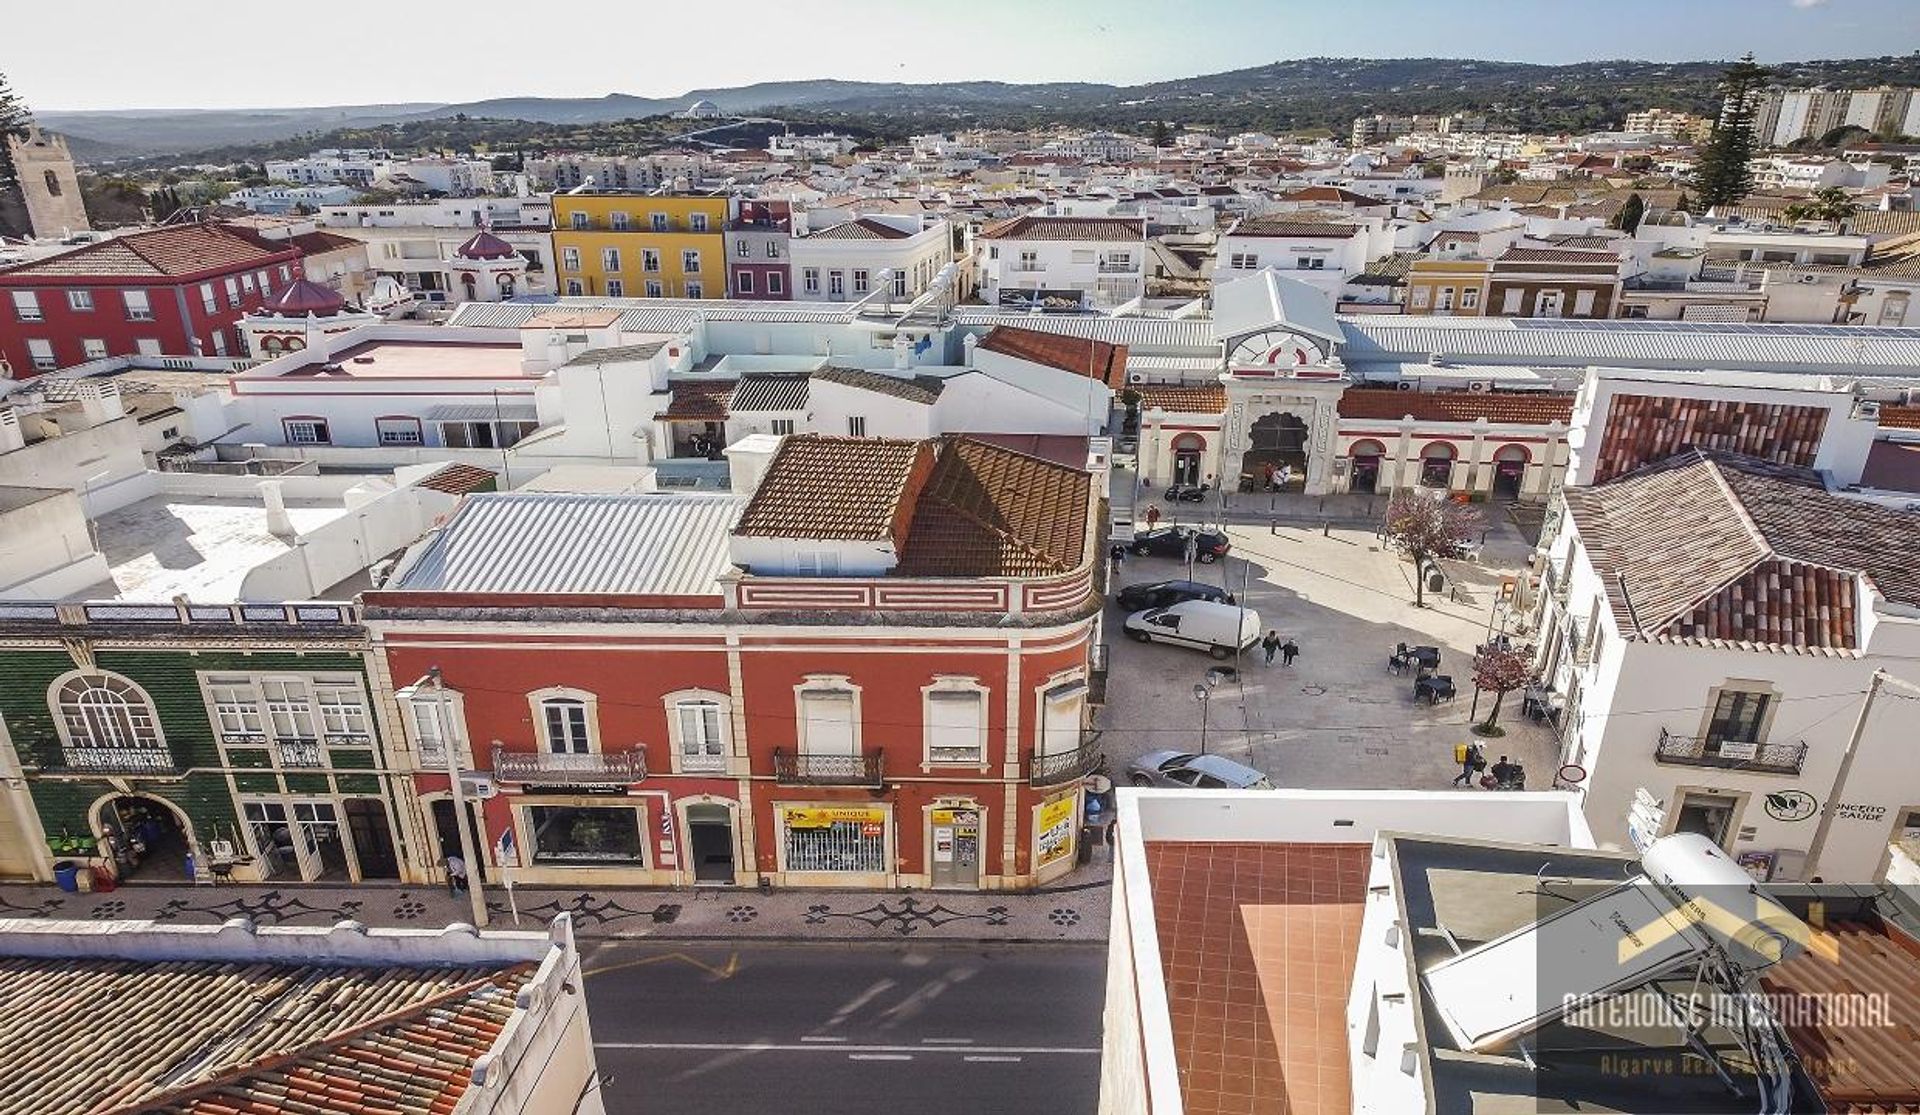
[
  {"x1": 801, "y1": 691, "x2": 856, "y2": 755},
  {"x1": 927, "y1": 691, "x2": 983, "y2": 763},
  {"x1": 1041, "y1": 683, "x2": 1087, "y2": 756}
]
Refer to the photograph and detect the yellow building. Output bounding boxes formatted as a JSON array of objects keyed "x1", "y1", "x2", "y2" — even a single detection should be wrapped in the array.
[
  {"x1": 550, "y1": 194, "x2": 730, "y2": 299},
  {"x1": 1405, "y1": 259, "x2": 1491, "y2": 316}
]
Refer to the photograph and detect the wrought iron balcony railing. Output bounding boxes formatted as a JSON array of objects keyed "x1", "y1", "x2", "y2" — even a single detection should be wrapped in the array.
[
  {"x1": 1654, "y1": 729, "x2": 1806, "y2": 776},
  {"x1": 492, "y1": 744, "x2": 647, "y2": 785},
  {"x1": 275, "y1": 738, "x2": 324, "y2": 768},
  {"x1": 1030, "y1": 735, "x2": 1105, "y2": 787},
  {"x1": 57, "y1": 745, "x2": 177, "y2": 774},
  {"x1": 772, "y1": 748, "x2": 884, "y2": 787}
]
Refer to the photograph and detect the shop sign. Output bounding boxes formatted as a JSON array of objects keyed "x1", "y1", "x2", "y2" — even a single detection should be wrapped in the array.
[
  {"x1": 1762, "y1": 791, "x2": 1818, "y2": 823},
  {"x1": 786, "y1": 806, "x2": 887, "y2": 830},
  {"x1": 1835, "y1": 803, "x2": 1888, "y2": 823},
  {"x1": 1036, "y1": 793, "x2": 1076, "y2": 867},
  {"x1": 931, "y1": 808, "x2": 979, "y2": 826}
]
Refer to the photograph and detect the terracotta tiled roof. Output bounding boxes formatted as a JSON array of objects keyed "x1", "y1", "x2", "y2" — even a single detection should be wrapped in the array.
[
  {"x1": 1761, "y1": 919, "x2": 1920, "y2": 1113},
  {"x1": 287, "y1": 229, "x2": 364, "y2": 256},
  {"x1": 895, "y1": 437, "x2": 1090, "y2": 577},
  {"x1": 977, "y1": 215, "x2": 1145, "y2": 242},
  {"x1": 1277, "y1": 185, "x2": 1386, "y2": 207},
  {"x1": 1495, "y1": 246, "x2": 1623, "y2": 266},
  {"x1": 735, "y1": 434, "x2": 927, "y2": 541},
  {"x1": 1336, "y1": 387, "x2": 1574, "y2": 425},
  {"x1": 1879, "y1": 403, "x2": 1920, "y2": 430},
  {"x1": 806, "y1": 217, "x2": 913, "y2": 240},
  {"x1": 0, "y1": 222, "x2": 293, "y2": 281},
  {"x1": 1227, "y1": 217, "x2": 1360, "y2": 239},
  {"x1": 813, "y1": 366, "x2": 945, "y2": 403},
  {"x1": 1566, "y1": 451, "x2": 1920, "y2": 651},
  {"x1": 974, "y1": 325, "x2": 1127, "y2": 386},
  {"x1": 1593, "y1": 394, "x2": 1829, "y2": 483},
  {"x1": 0, "y1": 955, "x2": 532, "y2": 1115},
  {"x1": 663, "y1": 379, "x2": 736, "y2": 419},
  {"x1": 416, "y1": 462, "x2": 498, "y2": 495},
  {"x1": 1136, "y1": 383, "x2": 1226, "y2": 413}
]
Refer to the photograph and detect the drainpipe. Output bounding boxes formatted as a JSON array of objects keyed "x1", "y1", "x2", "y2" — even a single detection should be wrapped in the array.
[{"x1": 1804, "y1": 671, "x2": 1920, "y2": 880}]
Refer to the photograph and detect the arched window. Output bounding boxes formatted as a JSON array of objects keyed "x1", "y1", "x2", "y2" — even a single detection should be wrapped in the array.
[
  {"x1": 284, "y1": 337, "x2": 305, "y2": 351},
  {"x1": 1348, "y1": 439, "x2": 1387, "y2": 459},
  {"x1": 665, "y1": 690, "x2": 730, "y2": 773},
  {"x1": 1421, "y1": 443, "x2": 1457, "y2": 488},
  {"x1": 261, "y1": 337, "x2": 284, "y2": 355},
  {"x1": 44, "y1": 170, "x2": 62, "y2": 198},
  {"x1": 529, "y1": 687, "x2": 599, "y2": 755},
  {"x1": 53, "y1": 673, "x2": 167, "y2": 768}
]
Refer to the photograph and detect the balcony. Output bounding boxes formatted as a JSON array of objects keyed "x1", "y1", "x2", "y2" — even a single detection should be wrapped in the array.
[
  {"x1": 275, "y1": 738, "x2": 324, "y2": 769},
  {"x1": 1098, "y1": 262, "x2": 1137, "y2": 274},
  {"x1": 1029, "y1": 735, "x2": 1105, "y2": 787},
  {"x1": 492, "y1": 744, "x2": 647, "y2": 785},
  {"x1": 773, "y1": 748, "x2": 884, "y2": 787},
  {"x1": 1089, "y1": 643, "x2": 1111, "y2": 706},
  {"x1": 1654, "y1": 729, "x2": 1807, "y2": 776},
  {"x1": 57, "y1": 745, "x2": 177, "y2": 774}
]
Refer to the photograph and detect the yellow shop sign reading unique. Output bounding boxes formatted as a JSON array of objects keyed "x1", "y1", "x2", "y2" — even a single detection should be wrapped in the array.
[
  {"x1": 1037, "y1": 796, "x2": 1075, "y2": 832},
  {"x1": 786, "y1": 806, "x2": 887, "y2": 829}
]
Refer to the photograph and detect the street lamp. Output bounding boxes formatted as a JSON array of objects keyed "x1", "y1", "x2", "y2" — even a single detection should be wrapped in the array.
[
  {"x1": 1193, "y1": 679, "x2": 1217, "y2": 755},
  {"x1": 428, "y1": 667, "x2": 489, "y2": 928}
]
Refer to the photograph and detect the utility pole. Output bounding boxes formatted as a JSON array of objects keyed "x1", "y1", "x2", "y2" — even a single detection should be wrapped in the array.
[
  {"x1": 1805, "y1": 671, "x2": 1917, "y2": 880},
  {"x1": 431, "y1": 667, "x2": 489, "y2": 927}
]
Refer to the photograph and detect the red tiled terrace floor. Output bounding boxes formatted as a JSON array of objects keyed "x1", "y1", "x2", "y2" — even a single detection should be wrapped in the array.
[{"x1": 1144, "y1": 841, "x2": 1370, "y2": 1115}]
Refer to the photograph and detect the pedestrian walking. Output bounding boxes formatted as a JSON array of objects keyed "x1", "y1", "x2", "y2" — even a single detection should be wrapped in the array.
[
  {"x1": 1109, "y1": 541, "x2": 1125, "y2": 574},
  {"x1": 1145, "y1": 505, "x2": 1161, "y2": 529},
  {"x1": 446, "y1": 853, "x2": 468, "y2": 895},
  {"x1": 1452, "y1": 741, "x2": 1485, "y2": 787},
  {"x1": 1261, "y1": 630, "x2": 1281, "y2": 665},
  {"x1": 1280, "y1": 638, "x2": 1299, "y2": 667}
]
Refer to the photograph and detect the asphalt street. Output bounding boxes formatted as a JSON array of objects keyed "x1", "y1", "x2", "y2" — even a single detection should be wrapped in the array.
[{"x1": 582, "y1": 939, "x2": 1108, "y2": 1115}]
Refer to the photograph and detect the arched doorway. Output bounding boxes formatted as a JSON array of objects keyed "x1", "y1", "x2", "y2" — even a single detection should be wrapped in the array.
[
  {"x1": 1170, "y1": 433, "x2": 1205, "y2": 487},
  {"x1": 91, "y1": 794, "x2": 193, "y2": 881},
  {"x1": 1241, "y1": 412, "x2": 1310, "y2": 492},
  {"x1": 1348, "y1": 439, "x2": 1386, "y2": 494},
  {"x1": 681, "y1": 799, "x2": 739, "y2": 885},
  {"x1": 1420, "y1": 442, "x2": 1457, "y2": 489},
  {"x1": 1492, "y1": 444, "x2": 1529, "y2": 499},
  {"x1": 460, "y1": 273, "x2": 478, "y2": 301}
]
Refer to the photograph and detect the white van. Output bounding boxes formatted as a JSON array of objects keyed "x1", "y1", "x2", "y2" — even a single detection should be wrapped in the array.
[{"x1": 1123, "y1": 600, "x2": 1261, "y2": 660}]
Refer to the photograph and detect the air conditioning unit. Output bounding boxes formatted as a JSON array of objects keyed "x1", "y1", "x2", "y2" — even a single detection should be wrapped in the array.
[
  {"x1": 1396, "y1": 380, "x2": 1417, "y2": 392},
  {"x1": 1468, "y1": 380, "x2": 1492, "y2": 393},
  {"x1": 459, "y1": 774, "x2": 497, "y2": 800},
  {"x1": 1128, "y1": 371, "x2": 1147, "y2": 384}
]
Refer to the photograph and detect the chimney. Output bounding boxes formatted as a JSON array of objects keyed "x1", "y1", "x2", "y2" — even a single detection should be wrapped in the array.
[
  {"x1": 962, "y1": 332, "x2": 978, "y2": 368},
  {"x1": 0, "y1": 407, "x2": 23, "y2": 453},
  {"x1": 893, "y1": 333, "x2": 913, "y2": 371},
  {"x1": 77, "y1": 380, "x2": 125, "y2": 426},
  {"x1": 258, "y1": 479, "x2": 295, "y2": 537}
]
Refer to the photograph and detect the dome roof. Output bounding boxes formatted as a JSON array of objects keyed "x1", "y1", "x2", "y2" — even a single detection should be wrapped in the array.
[
  {"x1": 265, "y1": 278, "x2": 347, "y2": 318},
  {"x1": 456, "y1": 230, "x2": 518, "y2": 260}
]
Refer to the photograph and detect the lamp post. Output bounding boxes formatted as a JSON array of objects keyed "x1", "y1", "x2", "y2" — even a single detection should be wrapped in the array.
[
  {"x1": 1141, "y1": 407, "x2": 1167, "y2": 526},
  {"x1": 1193, "y1": 681, "x2": 1214, "y2": 755},
  {"x1": 428, "y1": 667, "x2": 489, "y2": 927}
]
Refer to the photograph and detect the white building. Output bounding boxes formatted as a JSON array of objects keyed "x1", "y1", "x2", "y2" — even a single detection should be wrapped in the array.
[
  {"x1": 768, "y1": 132, "x2": 860, "y2": 160},
  {"x1": 788, "y1": 215, "x2": 952, "y2": 304},
  {"x1": 317, "y1": 197, "x2": 553, "y2": 301},
  {"x1": 265, "y1": 150, "x2": 394, "y2": 188},
  {"x1": 975, "y1": 215, "x2": 1146, "y2": 310},
  {"x1": 1213, "y1": 215, "x2": 1379, "y2": 302},
  {"x1": 390, "y1": 155, "x2": 496, "y2": 196}
]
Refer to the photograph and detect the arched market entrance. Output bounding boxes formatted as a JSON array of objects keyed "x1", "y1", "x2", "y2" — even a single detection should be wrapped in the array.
[{"x1": 1240, "y1": 412, "x2": 1310, "y2": 492}]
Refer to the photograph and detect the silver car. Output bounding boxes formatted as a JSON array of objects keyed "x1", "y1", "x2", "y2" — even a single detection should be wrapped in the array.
[{"x1": 1125, "y1": 749, "x2": 1273, "y2": 789}]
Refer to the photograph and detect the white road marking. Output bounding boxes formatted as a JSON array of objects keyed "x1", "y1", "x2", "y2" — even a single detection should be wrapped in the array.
[
  {"x1": 920, "y1": 1037, "x2": 974, "y2": 1045},
  {"x1": 848, "y1": 1053, "x2": 914, "y2": 1061},
  {"x1": 595, "y1": 1041, "x2": 1098, "y2": 1056},
  {"x1": 799, "y1": 1036, "x2": 847, "y2": 1043},
  {"x1": 964, "y1": 1055, "x2": 1024, "y2": 1063}
]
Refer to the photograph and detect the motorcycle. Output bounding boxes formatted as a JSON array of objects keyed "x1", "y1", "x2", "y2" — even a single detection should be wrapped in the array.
[{"x1": 1164, "y1": 482, "x2": 1212, "y2": 503}]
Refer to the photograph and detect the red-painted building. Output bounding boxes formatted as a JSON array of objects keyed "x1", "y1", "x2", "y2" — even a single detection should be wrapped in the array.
[
  {"x1": 725, "y1": 200, "x2": 793, "y2": 301},
  {"x1": 363, "y1": 434, "x2": 1106, "y2": 891},
  {"x1": 0, "y1": 222, "x2": 304, "y2": 378}
]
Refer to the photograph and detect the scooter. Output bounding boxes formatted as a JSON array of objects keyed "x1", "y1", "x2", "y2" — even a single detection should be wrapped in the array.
[{"x1": 1164, "y1": 482, "x2": 1212, "y2": 503}]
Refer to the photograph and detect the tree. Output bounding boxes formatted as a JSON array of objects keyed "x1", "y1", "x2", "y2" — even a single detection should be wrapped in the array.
[
  {"x1": 1147, "y1": 120, "x2": 1173, "y2": 148},
  {"x1": 1611, "y1": 191, "x2": 1647, "y2": 234},
  {"x1": 1382, "y1": 491, "x2": 1480, "y2": 608},
  {"x1": 1691, "y1": 54, "x2": 1771, "y2": 210},
  {"x1": 1783, "y1": 185, "x2": 1858, "y2": 225},
  {"x1": 0, "y1": 69, "x2": 29, "y2": 189},
  {"x1": 1471, "y1": 644, "x2": 1534, "y2": 735}
]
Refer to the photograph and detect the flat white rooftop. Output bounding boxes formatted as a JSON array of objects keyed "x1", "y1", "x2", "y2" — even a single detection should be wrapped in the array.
[{"x1": 83, "y1": 494, "x2": 351, "y2": 602}]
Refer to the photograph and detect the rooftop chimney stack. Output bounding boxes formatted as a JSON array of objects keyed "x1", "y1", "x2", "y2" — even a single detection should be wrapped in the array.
[
  {"x1": 0, "y1": 408, "x2": 24, "y2": 454},
  {"x1": 77, "y1": 381, "x2": 125, "y2": 426},
  {"x1": 258, "y1": 479, "x2": 295, "y2": 537}
]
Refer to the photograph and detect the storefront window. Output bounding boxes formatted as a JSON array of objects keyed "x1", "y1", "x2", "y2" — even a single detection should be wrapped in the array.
[
  {"x1": 783, "y1": 807, "x2": 887, "y2": 873},
  {"x1": 527, "y1": 805, "x2": 645, "y2": 865}
]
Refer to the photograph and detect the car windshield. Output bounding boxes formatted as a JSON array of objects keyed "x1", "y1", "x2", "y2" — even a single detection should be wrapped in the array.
[
  {"x1": 1248, "y1": 776, "x2": 1275, "y2": 789},
  {"x1": 1158, "y1": 753, "x2": 1198, "y2": 771}
]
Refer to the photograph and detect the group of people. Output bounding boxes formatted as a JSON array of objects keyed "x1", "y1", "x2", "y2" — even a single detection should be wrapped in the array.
[
  {"x1": 1261, "y1": 630, "x2": 1299, "y2": 666},
  {"x1": 1451, "y1": 742, "x2": 1523, "y2": 789}
]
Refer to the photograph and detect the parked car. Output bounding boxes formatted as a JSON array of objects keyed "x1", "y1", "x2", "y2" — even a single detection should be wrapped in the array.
[
  {"x1": 1123, "y1": 599, "x2": 1260, "y2": 660},
  {"x1": 1126, "y1": 750, "x2": 1273, "y2": 789},
  {"x1": 1164, "y1": 482, "x2": 1212, "y2": 502},
  {"x1": 1117, "y1": 579, "x2": 1235, "y2": 612},
  {"x1": 1130, "y1": 526, "x2": 1230, "y2": 562}
]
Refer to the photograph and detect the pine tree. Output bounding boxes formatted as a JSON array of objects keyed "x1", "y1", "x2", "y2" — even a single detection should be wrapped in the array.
[
  {"x1": 1611, "y1": 191, "x2": 1647, "y2": 234},
  {"x1": 1147, "y1": 120, "x2": 1173, "y2": 149},
  {"x1": 1691, "y1": 54, "x2": 1771, "y2": 210},
  {"x1": 0, "y1": 69, "x2": 32, "y2": 192}
]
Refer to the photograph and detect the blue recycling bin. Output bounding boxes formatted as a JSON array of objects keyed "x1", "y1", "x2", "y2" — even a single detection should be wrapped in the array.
[{"x1": 53, "y1": 861, "x2": 80, "y2": 892}]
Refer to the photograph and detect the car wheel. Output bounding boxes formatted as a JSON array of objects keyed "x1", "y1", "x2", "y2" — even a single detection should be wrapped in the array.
[
  {"x1": 1132, "y1": 544, "x2": 1150, "y2": 556},
  {"x1": 1129, "y1": 629, "x2": 1151, "y2": 642},
  {"x1": 1209, "y1": 645, "x2": 1232, "y2": 660},
  {"x1": 1130, "y1": 773, "x2": 1154, "y2": 787},
  {"x1": 1198, "y1": 551, "x2": 1218, "y2": 564}
]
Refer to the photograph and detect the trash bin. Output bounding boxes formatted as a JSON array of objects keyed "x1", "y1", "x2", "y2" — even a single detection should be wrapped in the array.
[
  {"x1": 1077, "y1": 827, "x2": 1096, "y2": 865},
  {"x1": 53, "y1": 861, "x2": 80, "y2": 892}
]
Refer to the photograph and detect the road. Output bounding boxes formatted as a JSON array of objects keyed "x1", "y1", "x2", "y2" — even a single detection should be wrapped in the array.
[{"x1": 582, "y1": 940, "x2": 1107, "y2": 1115}]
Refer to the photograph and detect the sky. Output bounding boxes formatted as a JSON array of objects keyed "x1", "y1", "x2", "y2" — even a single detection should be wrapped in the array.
[{"x1": 13, "y1": 0, "x2": 1920, "y2": 112}]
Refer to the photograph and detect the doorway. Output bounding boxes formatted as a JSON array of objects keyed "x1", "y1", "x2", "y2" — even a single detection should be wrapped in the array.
[
  {"x1": 686, "y1": 804, "x2": 737, "y2": 884},
  {"x1": 1492, "y1": 446, "x2": 1528, "y2": 499},
  {"x1": 1672, "y1": 791, "x2": 1739, "y2": 849},
  {"x1": 930, "y1": 806, "x2": 982, "y2": 890},
  {"x1": 1348, "y1": 440, "x2": 1385, "y2": 495},
  {"x1": 431, "y1": 797, "x2": 489, "y2": 883},
  {"x1": 99, "y1": 796, "x2": 192, "y2": 880},
  {"x1": 1240, "y1": 412, "x2": 1309, "y2": 492},
  {"x1": 1535, "y1": 290, "x2": 1565, "y2": 318},
  {"x1": 344, "y1": 800, "x2": 400, "y2": 879},
  {"x1": 1170, "y1": 434, "x2": 1204, "y2": 487}
]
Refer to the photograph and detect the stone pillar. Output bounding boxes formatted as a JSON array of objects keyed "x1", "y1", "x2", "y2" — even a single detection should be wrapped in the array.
[{"x1": 1467, "y1": 419, "x2": 1490, "y2": 495}]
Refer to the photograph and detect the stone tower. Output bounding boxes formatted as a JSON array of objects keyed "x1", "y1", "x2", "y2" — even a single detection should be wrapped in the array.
[{"x1": 6, "y1": 126, "x2": 90, "y2": 238}]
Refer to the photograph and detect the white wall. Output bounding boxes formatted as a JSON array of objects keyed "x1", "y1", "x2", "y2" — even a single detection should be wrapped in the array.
[
  {"x1": 805, "y1": 379, "x2": 935, "y2": 440},
  {"x1": 0, "y1": 490, "x2": 111, "y2": 600},
  {"x1": 237, "y1": 482, "x2": 457, "y2": 600},
  {"x1": 0, "y1": 416, "x2": 151, "y2": 515}
]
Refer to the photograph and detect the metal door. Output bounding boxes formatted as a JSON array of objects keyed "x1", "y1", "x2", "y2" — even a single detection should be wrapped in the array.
[{"x1": 930, "y1": 808, "x2": 980, "y2": 889}]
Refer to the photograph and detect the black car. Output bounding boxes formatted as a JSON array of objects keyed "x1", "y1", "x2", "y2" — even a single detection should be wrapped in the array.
[
  {"x1": 1130, "y1": 527, "x2": 1231, "y2": 562},
  {"x1": 1164, "y1": 482, "x2": 1212, "y2": 503},
  {"x1": 1117, "y1": 579, "x2": 1235, "y2": 612}
]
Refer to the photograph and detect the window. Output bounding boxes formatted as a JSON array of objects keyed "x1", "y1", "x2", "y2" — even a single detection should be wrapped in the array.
[
  {"x1": 601, "y1": 247, "x2": 621, "y2": 272},
  {"x1": 1410, "y1": 286, "x2": 1430, "y2": 309},
  {"x1": 783, "y1": 807, "x2": 886, "y2": 873},
  {"x1": 528, "y1": 805, "x2": 645, "y2": 864},
  {"x1": 561, "y1": 247, "x2": 581, "y2": 272},
  {"x1": 735, "y1": 270, "x2": 754, "y2": 294},
  {"x1": 771, "y1": 418, "x2": 794, "y2": 435},
  {"x1": 570, "y1": 211, "x2": 590, "y2": 230},
  {"x1": 606, "y1": 279, "x2": 625, "y2": 297},
  {"x1": 565, "y1": 279, "x2": 584, "y2": 296},
  {"x1": 647, "y1": 212, "x2": 667, "y2": 231},
  {"x1": 224, "y1": 277, "x2": 241, "y2": 308},
  {"x1": 67, "y1": 290, "x2": 94, "y2": 311},
  {"x1": 279, "y1": 264, "x2": 293, "y2": 282},
  {"x1": 828, "y1": 271, "x2": 845, "y2": 297},
  {"x1": 1229, "y1": 252, "x2": 1258, "y2": 270},
  {"x1": 1705, "y1": 688, "x2": 1771, "y2": 747},
  {"x1": 399, "y1": 684, "x2": 461, "y2": 763},
  {"x1": 375, "y1": 416, "x2": 422, "y2": 445},
  {"x1": 610, "y1": 211, "x2": 630, "y2": 231},
  {"x1": 206, "y1": 678, "x2": 265, "y2": 740},
  {"x1": 1072, "y1": 249, "x2": 1095, "y2": 264},
  {"x1": 685, "y1": 281, "x2": 703, "y2": 299},
  {"x1": 735, "y1": 238, "x2": 751, "y2": 258},
  {"x1": 642, "y1": 249, "x2": 661, "y2": 273},
  {"x1": 1461, "y1": 288, "x2": 1480, "y2": 310},
  {"x1": 200, "y1": 283, "x2": 217, "y2": 313},
  {"x1": 315, "y1": 681, "x2": 370, "y2": 740},
  {"x1": 690, "y1": 212, "x2": 709, "y2": 232},
  {"x1": 766, "y1": 240, "x2": 781, "y2": 259},
  {"x1": 892, "y1": 271, "x2": 907, "y2": 297},
  {"x1": 136, "y1": 338, "x2": 162, "y2": 357},
  {"x1": 53, "y1": 673, "x2": 167, "y2": 766},
  {"x1": 768, "y1": 271, "x2": 784, "y2": 294},
  {"x1": 925, "y1": 683, "x2": 987, "y2": 765},
  {"x1": 27, "y1": 339, "x2": 56, "y2": 371},
  {"x1": 852, "y1": 269, "x2": 870, "y2": 294},
  {"x1": 1018, "y1": 250, "x2": 1038, "y2": 271},
  {"x1": 645, "y1": 280, "x2": 664, "y2": 297},
  {"x1": 847, "y1": 416, "x2": 867, "y2": 437},
  {"x1": 284, "y1": 418, "x2": 330, "y2": 445},
  {"x1": 1573, "y1": 289, "x2": 1596, "y2": 317},
  {"x1": 539, "y1": 696, "x2": 592, "y2": 754},
  {"x1": 988, "y1": 246, "x2": 1000, "y2": 260},
  {"x1": 797, "y1": 680, "x2": 858, "y2": 756},
  {"x1": 123, "y1": 290, "x2": 152, "y2": 320},
  {"x1": 256, "y1": 270, "x2": 271, "y2": 295},
  {"x1": 10, "y1": 291, "x2": 41, "y2": 321},
  {"x1": 241, "y1": 273, "x2": 256, "y2": 294},
  {"x1": 82, "y1": 338, "x2": 107, "y2": 361},
  {"x1": 1501, "y1": 288, "x2": 1523, "y2": 314},
  {"x1": 672, "y1": 696, "x2": 728, "y2": 772},
  {"x1": 211, "y1": 330, "x2": 228, "y2": 357},
  {"x1": 1039, "y1": 681, "x2": 1087, "y2": 756},
  {"x1": 682, "y1": 249, "x2": 701, "y2": 275},
  {"x1": 803, "y1": 268, "x2": 820, "y2": 294},
  {"x1": 794, "y1": 550, "x2": 841, "y2": 575}
]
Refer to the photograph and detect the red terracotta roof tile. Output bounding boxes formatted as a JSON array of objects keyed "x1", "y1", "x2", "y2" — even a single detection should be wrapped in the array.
[
  {"x1": 1594, "y1": 394, "x2": 1828, "y2": 483},
  {"x1": 1879, "y1": 403, "x2": 1920, "y2": 431},
  {"x1": 416, "y1": 463, "x2": 498, "y2": 495},
  {"x1": 0, "y1": 222, "x2": 294, "y2": 281},
  {"x1": 735, "y1": 434, "x2": 926, "y2": 541},
  {"x1": 663, "y1": 379, "x2": 736, "y2": 419},
  {"x1": 975, "y1": 326, "x2": 1127, "y2": 386},
  {"x1": 1136, "y1": 383, "x2": 1226, "y2": 413},
  {"x1": 896, "y1": 438, "x2": 1089, "y2": 577},
  {"x1": 978, "y1": 215, "x2": 1145, "y2": 242},
  {"x1": 1761, "y1": 920, "x2": 1920, "y2": 1112},
  {"x1": 1336, "y1": 387, "x2": 1574, "y2": 425},
  {"x1": 806, "y1": 217, "x2": 913, "y2": 241}
]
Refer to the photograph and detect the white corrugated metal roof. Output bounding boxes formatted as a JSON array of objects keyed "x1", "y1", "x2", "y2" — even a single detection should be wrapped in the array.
[
  {"x1": 953, "y1": 311, "x2": 1218, "y2": 350},
  {"x1": 446, "y1": 297, "x2": 858, "y2": 332},
  {"x1": 1210, "y1": 271, "x2": 1343, "y2": 345},
  {"x1": 424, "y1": 402, "x2": 539, "y2": 422},
  {"x1": 392, "y1": 492, "x2": 745, "y2": 596},
  {"x1": 1339, "y1": 316, "x2": 1920, "y2": 374}
]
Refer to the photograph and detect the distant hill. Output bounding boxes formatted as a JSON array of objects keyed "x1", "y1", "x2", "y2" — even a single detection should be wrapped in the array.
[{"x1": 39, "y1": 54, "x2": 1920, "y2": 160}]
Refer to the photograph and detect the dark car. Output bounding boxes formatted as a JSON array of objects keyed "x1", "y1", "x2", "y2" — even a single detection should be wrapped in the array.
[
  {"x1": 1131, "y1": 527, "x2": 1231, "y2": 563},
  {"x1": 1117, "y1": 579, "x2": 1235, "y2": 612},
  {"x1": 1164, "y1": 482, "x2": 1212, "y2": 502}
]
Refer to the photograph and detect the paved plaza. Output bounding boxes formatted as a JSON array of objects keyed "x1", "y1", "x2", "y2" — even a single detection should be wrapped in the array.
[{"x1": 1098, "y1": 509, "x2": 1563, "y2": 793}]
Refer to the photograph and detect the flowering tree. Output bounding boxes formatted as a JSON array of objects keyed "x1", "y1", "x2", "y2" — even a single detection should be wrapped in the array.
[
  {"x1": 1383, "y1": 491, "x2": 1480, "y2": 607},
  {"x1": 1472, "y1": 644, "x2": 1535, "y2": 734}
]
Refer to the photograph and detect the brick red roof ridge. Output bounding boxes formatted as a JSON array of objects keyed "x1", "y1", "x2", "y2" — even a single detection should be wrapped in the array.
[
  {"x1": 1336, "y1": 387, "x2": 1575, "y2": 425},
  {"x1": 974, "y1": 325, "x2": 1127, "y2": 386},
  {"x1": 895, "y1": 436, "x2": 1090, "y2": 578}
]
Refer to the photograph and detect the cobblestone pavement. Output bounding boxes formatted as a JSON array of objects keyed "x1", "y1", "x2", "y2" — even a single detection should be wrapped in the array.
[
  {"x1": 1098, "y1": 517, "x2": 1562, "y2": 793},
  {"x1": 0, "y1": 858, "x2": 1111, "y2": 941}
]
